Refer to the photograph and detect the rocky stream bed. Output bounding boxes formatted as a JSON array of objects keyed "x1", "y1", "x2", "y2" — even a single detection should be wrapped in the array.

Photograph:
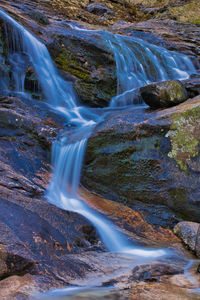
[{"x1": 0, "y1": 0, "x2": 200, "y2": 299}]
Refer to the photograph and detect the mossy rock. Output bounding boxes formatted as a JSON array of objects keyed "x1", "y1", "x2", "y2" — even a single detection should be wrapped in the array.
[
  {"x1": 166, "y1": 104, "x2": 200, "y2": 171},
  {"x1": 140, "y1": 80, "x2": 188, "y2": 108},
  {"x1": 82, "y1": 96, "x2": 200, "y2": 221},
  {"x1": 50, "y1": 34, "x2": 116, "y2": 107},
  {"x1": 75, "y1": 68, "x2": 117, "y2": 107}
]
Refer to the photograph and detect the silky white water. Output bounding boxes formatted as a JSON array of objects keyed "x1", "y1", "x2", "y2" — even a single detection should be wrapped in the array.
[
  {"x1": 68, "y1": 23, "x2": 198, "y2": 107},
  {"x1": 0, "y1": 8, "x2": 199, "y2": 258}
]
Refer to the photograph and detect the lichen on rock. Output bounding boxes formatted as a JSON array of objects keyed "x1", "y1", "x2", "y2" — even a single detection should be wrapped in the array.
[
  {"x1": 166, "y1": 105, "x2": 200, "y2": 171},
  {"x1": 83, "y1": 97, "x2": 200, "y2": 221}
]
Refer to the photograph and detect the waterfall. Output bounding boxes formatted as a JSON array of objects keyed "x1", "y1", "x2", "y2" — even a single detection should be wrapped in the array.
[
  {"x1": 47, "y1": 127, "x2": 165, "y2": 256},
  {"x1": 106, "y1": 34, "x2": 197, "y2": 107},
  {"x1": 49, "y1": 139, "x2": 165, "y2": 256},
  {"x1": 1, "y1": 8, "x2": 198, "y2": 258},
  {"x1": 0, "y1": 8, "x2": 77, "y2": 111},
  {"x1": 69, "y1": 23, "x2": 198, "y2": 107}
]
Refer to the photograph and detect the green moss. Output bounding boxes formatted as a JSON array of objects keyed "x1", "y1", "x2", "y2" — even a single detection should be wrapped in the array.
[
  {"x1": 55, "y1": 49, "x2": 91, "y2": 81},
  {"x1": 192, "y1": 19, "x2": 200, "y2": 26},
  {"x1": 166, "y1": 105, "x2": 200, "y2": 171},
  {"x1": 75, "y1": 79, "x2": 116, "y2": 106},
  {"x1": 170, "y1": 0, "x2": 200, "y2": 25}
]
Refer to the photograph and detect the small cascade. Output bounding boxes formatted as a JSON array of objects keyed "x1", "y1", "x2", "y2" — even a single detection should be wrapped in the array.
[
  {"x1": 47, "y1": 127, "x2": 165, "y2": 256},
  {"x1": 2, "y1": 8, "x2": 200, "y2": 260},
  {"x1": 0, "y1": 8, "x2": 77, "y2": 111},
  {"x1": 68, "y1": 24, "x2": 198, "y2": 107},
  {"x1": 106, "y1": 34, "x2": 197, "y2": 107}
]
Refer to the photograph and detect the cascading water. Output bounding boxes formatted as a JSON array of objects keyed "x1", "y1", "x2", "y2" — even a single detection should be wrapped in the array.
[
  {"x1": 107, "y1": 33, "x2": 197, "y2": 106},
  {"x1": 47, "y1": 126, "x2": 164, "y2": 256},
  {"x1": 0, "y1": 8, "x2": 199, "y2": 259},
  {"x1": 0, "y1": 8, "x2": 82, "y2": 121},
  {"x1": 69, "y1": 24, "x2": 198, "y2": 107}
]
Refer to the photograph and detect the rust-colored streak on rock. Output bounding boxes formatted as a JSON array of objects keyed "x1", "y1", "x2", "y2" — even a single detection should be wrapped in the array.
[{"x1": 79, "y1": 187, "x2": 179, "y2": 246}]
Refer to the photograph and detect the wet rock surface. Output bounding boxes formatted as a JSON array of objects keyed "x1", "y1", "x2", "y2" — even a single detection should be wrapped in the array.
[
  {"x1": 140, "y1": 80, "x2": 188, "y2": 108},
  {"x1": 1, "y1": 0, "x2": 200, "y2": 108},
  {"x1": 27, "y1": 9, "x2": 50, "y2": 26},
  {"x1": 130, "y1": 200, "x2": 181, "y2": 229},
  {"x1": 51, "y1": 30, "x2": 116, "y2": 107},
  {"x1": 116, "y1": 19, "x2": 200, "y2": 60},
  {"x1": 79, "y1": 188, "x2": 180, "y2": 247},
  {"x1": 0, "y1": 96, "x2": 198, "y2": 299},
  {"x1": 0, "y1": 96, "x2": 103, "y2": 297},
  {"x1": 33, "y1": 252, "x2": 200, "y2": 300},
  {"x1": 0, "y1": 0, "x2": 117, "y2": 107},
  {"x1": 0, "y1": 0, "x2": 200, "y2": 299},
  {"x1": 83, "y1": 96, "x2": 200, "y2": 221}
]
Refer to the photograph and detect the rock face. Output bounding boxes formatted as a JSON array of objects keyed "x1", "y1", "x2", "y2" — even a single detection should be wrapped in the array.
[
  {"x1": 0, "y1": 96, "x2": 194, "y2": 299},
  {"x1": 0, "y1": 1, "x2": 200, "y2": 299},
  {"x1": 174, "y1": 221, "x2": 200, "y2": 257},
  {"x1": 140, "y1": 80, "x2": 188, "y2": 108},
  {"x1": 49, "y1": 0, "x2": 144, "y2": 26},
  {"x1": 83, "y1": 96, "x2": 200, "y2": 221},
  {"x1": 183, "y1": 75, "x2": 200, "y2": 98},
  {"x1": 0, "y1": 96, "x2": 102, "y2": 297},
  {"x1": 51, "y1": 34, "x2": 116, "y2": 107}
]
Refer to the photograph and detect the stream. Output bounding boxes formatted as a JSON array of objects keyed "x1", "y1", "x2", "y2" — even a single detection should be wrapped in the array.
[{"x1": 0, "y1": 7, "x2": 199, "y2": 298}]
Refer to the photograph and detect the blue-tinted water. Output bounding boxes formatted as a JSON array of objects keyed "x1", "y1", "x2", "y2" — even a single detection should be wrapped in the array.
[
  {"x1": 0, "y1": 8, "x2": 199, "y2": 297},
  {"x1": 68, "y1": 23, "x2": 198, "y2": 107}
]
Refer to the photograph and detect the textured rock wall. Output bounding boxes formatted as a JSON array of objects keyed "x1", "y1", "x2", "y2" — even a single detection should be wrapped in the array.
[{"x1": 83, "y1": 97, "x2": 200, "y2": 221}]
